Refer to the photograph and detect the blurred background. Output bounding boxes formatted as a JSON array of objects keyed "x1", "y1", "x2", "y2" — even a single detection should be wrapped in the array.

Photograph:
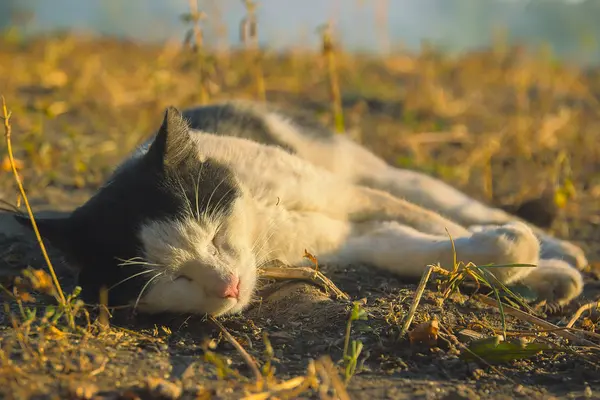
[
  {"x1": 0, "y1": 0, "x2": 599, "y2": 240},
  {"x1": 1, "y1": 0, "x2": 599, "y2": 65},
  {"x1": 3, "y1": 3, "x2": 600, "y2": 398}
]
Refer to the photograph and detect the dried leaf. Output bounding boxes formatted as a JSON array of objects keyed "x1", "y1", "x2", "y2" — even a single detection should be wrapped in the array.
[
  {"x1": 23, "y1": 268, "x2": 56, "y2": 296},
  {"x1": 1, "y1": 156, "x2": 23, "y2": 171},
  {"x1": 303, "y1": 249, "x2": 319, "y2": 268},
  {"x1": 303, "y1": 249, "x2": 321, "y2": 275},
  {"x1": 408, "y1": 319, "x2": 439, "y2": 346},
  {"x1": 14, "y1": 287, "x2": 35, "y2": 303},
  {"x1": 45, "y1": 325, "x2": 66, "y2": 340},
  {"x1": 581, "y1": 318, "x2": 596, "y2": 332}
]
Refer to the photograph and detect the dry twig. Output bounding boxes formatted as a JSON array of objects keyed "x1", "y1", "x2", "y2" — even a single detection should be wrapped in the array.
[
  {"x1": 209, "y1": 316, "x2": 262, "y2": 383},
  {"x1": 399, "y1": 264, "x2": 434, "y2": 338},
  {"x1": 475, "y1": 295, "x2": 598, "y2": 347},
  {"x1": 314, "y1": 356, "x2": 351, "y2": 400},
  {"x1": 566, "y1": 301, "x2": 600, "y2": 329},
  {"x1": 259, "y1": 264, "x2": 349, "y2": 300}
]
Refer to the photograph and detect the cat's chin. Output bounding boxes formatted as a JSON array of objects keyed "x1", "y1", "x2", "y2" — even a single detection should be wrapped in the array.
[
  {"x1": 211, "y1": 301, "x2": 246, "y2": 317},
  {"x1": 137, "y1": 295, "x2": 241, "y2": 316},
  {"x1": 133, "y1": 275, "x2": 255, "y2": 316}
]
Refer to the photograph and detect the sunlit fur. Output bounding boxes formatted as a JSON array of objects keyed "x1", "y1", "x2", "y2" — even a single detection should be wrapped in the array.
[
  {"x1": 132, "y1": 110, "x2": 584, "y2": 315},
  {"x1": 138, "y1": 196, "x2": 257, "y2": 315},
  {"x1": 17, "y1": 101, "x2": 587, "y2": 316}
]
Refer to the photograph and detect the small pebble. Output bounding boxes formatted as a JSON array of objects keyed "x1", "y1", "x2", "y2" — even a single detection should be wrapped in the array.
[
  {"x1": 144, "y1": 377, "x2": 182, "y2": 400},
  {"x1": 68, "y1": 382, "x2": 99, "y2": 400},
  {"x1": 440, "y1": 385, "x2": 480, "y2": 400}
]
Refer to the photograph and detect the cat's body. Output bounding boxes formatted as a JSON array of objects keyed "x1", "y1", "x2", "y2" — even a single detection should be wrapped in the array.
[{"x1": 18, "y1": 101, "x2": 587, "y2": 316}]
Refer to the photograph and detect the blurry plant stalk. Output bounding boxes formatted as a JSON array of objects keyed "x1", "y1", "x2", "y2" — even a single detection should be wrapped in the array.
[
  {"x1": 320, "y1": 22, "x2": 345, "y2": 133},
  {"x1": 241, "y1": 0, "x2": 266, "y2": 102},
  {"x1": 185, "y1": 0, "x2": 209, "y2": 104}
]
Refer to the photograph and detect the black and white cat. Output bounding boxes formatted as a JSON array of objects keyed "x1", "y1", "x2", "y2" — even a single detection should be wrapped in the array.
[{"x1": 16, "y1": 101, "x2": 586, "y2": 316}]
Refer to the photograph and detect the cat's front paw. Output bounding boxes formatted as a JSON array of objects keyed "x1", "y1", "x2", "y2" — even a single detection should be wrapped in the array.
[{"x1": 518, "y1": 259, "x2": 584, "y2": 305}]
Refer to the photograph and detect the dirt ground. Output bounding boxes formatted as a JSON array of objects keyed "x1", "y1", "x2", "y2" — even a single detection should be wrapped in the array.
[{"x1": 1, "y1": 34, "x2": 600, "y2": 400}]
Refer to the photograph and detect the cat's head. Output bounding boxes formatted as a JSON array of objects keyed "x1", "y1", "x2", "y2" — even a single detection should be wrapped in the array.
[{"x1": 15, "y1": 107, "x2": 257, "y2": 316}]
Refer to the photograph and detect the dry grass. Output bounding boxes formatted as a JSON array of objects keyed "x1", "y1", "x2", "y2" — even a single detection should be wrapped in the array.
[{"x1": 0, "y1": 27, "x2": 600, "y2": 399}]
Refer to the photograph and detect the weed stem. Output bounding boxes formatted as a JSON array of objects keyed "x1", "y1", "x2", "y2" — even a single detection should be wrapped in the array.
[{"x1": 1, "y1": 96, "x2": 70, "y2": 326}]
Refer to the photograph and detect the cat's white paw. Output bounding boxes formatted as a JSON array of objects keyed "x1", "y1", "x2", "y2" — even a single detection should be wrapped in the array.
[
  {"x1": 469, "y1": 223, "x2": 589, "y2": 271},
  {"x1": 540, "y1": 237, "x2": 588, "y2": 271},
  {"x1": 459, "y1": 222, "x2": 540, "y2": 284},
  {"x1": 467, "y1": 224, "x2": 584, "y2": 304},
  {"x1": 518, "y1": 259, "x2": 584, "y2": 305},
  {"x1": 470, "y1": 222, "x2": 540, "y2": 270}
]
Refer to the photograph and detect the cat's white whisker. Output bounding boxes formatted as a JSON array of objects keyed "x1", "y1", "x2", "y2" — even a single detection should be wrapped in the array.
[
  {"x1": 207, "y1": 186, "x2": 237, "y2": 223},
  {"x1": 201, "y1": 177, "x2": 227, "y2": 222},
  {"x1": 133, "y1": 272, "x2": 164, "y2": 311},
  {"x1": 174, "y1": 173, "x2": 194, "y2": 218},
  {"x1": 194, "y1": 164, "x2": 203, "y2": 221},
  {"x1": 118, "y1": 256, "x2": 146, "y2": 262},
  {"x1": 251, "y1": 213, "x2": 285, "y2": 264},
  {"x1": 117, "y1": 258, "x2": 164, "y2": 268},
  {"x1": 251, "y1": 210, "x2": 283, "y2": 249},
  {"x1": 108, "y1": 269, "x2": 159, "y2": 291}
]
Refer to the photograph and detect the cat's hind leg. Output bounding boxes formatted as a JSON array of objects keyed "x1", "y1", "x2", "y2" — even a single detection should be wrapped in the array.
[
  {"x1": 322, "y1": 220, "x2": 583, "y2": 304},
  {"x1": 468, "y1": 224, "x2": 588, "y2": 272},
  {"x1": 362, "y1": 162, "x2": 588, "y2": 270},
  {"x1": 356, "y1": 160, "x2": 588, "y2": 271},
  {"x1": 518, "y1": 258, "x2": 584, "y2": 305},
  {"x1": 326, "y1": 220, "x2": 537, "y2": 283},
  {"x1": 308, "y1": 135, "x2": 515, "y2": 227},
  {"x1": 272, "y1": 124, "x2": 588, "y2": 271},
  {"x1": 466, "y1": 224, "x2": 583, "y2": 303}
]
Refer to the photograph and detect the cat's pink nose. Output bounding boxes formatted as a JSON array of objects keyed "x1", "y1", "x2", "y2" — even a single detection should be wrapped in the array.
[{"x1": 219, "y1": 274, "x2": 240, "y2": 299}]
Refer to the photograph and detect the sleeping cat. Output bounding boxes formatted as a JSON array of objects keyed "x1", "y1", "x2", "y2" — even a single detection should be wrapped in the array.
[{"x1": 15, "y1": 101, "x2": 586, "y2": 316}]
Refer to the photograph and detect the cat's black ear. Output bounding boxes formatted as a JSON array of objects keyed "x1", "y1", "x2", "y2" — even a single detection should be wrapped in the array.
[
  {"x1": 147, "y1": 106, "x2": 195, "y2": 169},
  {"x1": 14, "y1": 214, "x2": 75, "y2": 254}
]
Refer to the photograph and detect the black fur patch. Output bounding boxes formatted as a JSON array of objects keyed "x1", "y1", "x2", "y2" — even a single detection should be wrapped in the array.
[
  {"x1": 17, "y1": 101, "x2": 330, "y2": 309},
  {"x1": 180, "y1": 102, "x2": 334, "y2": 153},
  {"x1": 16, "y1": 108, "x2": 240, "y2": 308}
]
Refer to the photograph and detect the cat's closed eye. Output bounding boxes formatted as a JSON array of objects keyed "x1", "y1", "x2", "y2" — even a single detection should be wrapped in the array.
[{"x1": 212, "y1": 229, "x2": 231, "y2": 253}]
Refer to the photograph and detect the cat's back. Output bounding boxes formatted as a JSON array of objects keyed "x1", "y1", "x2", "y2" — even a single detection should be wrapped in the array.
[
  {"x1": 123, "y1": 100, "x2": 388, "y2": 192},
  {"x1": 126, "y1": 101, "x2": 339, "y2": 186},
  {"x1": 186, "y1": 129, "x2": 348, "y2": 208},
  {"x1": 181, "y1": 100, "x2": 335, "y2": 152},
  {"x1": 179, "y1": 100, "x2": 381, "y2": 181}
]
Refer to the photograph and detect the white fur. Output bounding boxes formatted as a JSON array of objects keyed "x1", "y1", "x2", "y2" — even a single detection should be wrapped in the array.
[
  {"x1": 134, "y1": 105, "x2": 586, "y2": 315},
  {"x1": 262, "y1": 109, "x2": 588, "y2": 268},
  {"x1": 137, "y1": 196, "x2": 257, "y2": 315}
]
